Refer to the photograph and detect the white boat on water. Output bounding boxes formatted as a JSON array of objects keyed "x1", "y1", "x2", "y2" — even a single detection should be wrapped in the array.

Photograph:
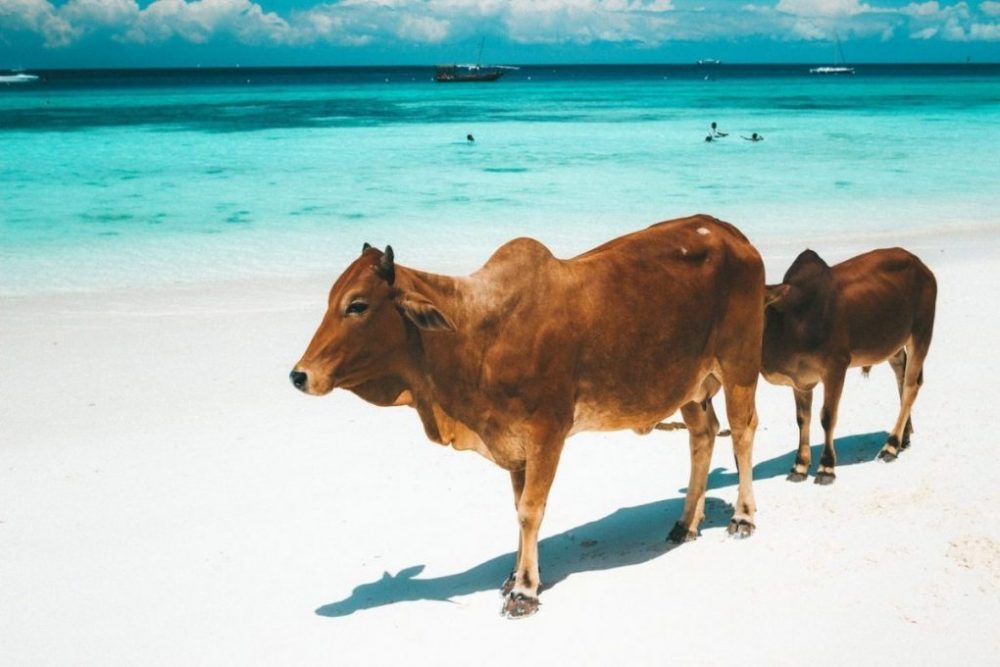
[
  {"x1": 809, "y1": 66, "x2": 855, "y2": 75},
  {"x1": 810, "y1": 33, "x2": 855, "y2": 75},
  {"x1": 0, "y1": 72, "x2": 40, "y2": 84}
]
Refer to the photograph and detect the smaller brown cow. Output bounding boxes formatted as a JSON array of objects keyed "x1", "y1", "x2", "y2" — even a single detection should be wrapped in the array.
[{"x1": 762, "y1": 247, "x2": 936, "y2": 484}]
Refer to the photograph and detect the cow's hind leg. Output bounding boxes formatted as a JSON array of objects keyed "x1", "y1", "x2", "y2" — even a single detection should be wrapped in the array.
[
  {"x1": 501, "y1": 469, "x2": 526, "y2": 597},
  {"x1": 887, "y1": 349, "x2": 914, "y2": 450},
  {"x1": 502, "y1": 430, "x2": 566, "y2": 619},
  {"x1": 669, "y1": 397, "x2": 720, "y2": 543},
  {"x1": 787, "y1": 388, "x2": 814, "y2": 482},
  {"x1": 880, "y1": 338, "x2": 929, "y2": 462},
  {"x1": 815, "y1": 367, "x2": 846, "y2": 485},
  {"x1": 723, "y1": 380, "x2": 759, "y2": 537}
]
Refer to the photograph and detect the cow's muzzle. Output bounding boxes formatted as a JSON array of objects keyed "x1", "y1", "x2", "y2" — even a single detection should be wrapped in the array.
[{"x1": 289, "y1": 368, "x2": 309, "y2": 392}]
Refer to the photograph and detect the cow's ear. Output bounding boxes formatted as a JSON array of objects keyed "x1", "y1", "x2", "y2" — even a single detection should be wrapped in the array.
[
  {"x1": 395, "y1": 292, "x2": 456, "y2": 332},
  {"x1": 764, "y1": 284, "x2": 791, "y2": 309},
  {"x1": 362, "y1": 242, "x2": 372, "y2": 253}
]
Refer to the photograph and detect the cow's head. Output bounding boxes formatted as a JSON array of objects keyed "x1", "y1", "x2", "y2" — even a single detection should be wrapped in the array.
[
  {"x1": 290, "y1": 243, "x2": 455, "y2": 396},
  {"x1": 764, "y1": 249, "x2": 832, "y2": 313},
  {"x1": 763, "y1": 249, "x2": 834, "y2": 345}
]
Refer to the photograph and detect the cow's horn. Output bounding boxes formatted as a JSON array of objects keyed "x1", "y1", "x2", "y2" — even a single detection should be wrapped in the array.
[
  {"x1": 362, "y1": 242, "x2": 372, "y2": 252},
  {"x1": 376, "y1": 245, "x2": 395, "y2": 284}
]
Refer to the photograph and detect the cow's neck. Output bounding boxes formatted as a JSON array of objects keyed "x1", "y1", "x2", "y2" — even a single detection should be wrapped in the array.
[
  {"x1": 398, "y1": 266, "x2": 465, "y2": 312},
  {"x1": 393, "y1": 265, "x2": 486, "y2": 426}
]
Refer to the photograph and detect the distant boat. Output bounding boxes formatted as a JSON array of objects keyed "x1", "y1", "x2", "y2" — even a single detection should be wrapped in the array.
[
  {"x1": 698, "y1": 59, "x2": 722, "y2": 66},
  {"x1": 0, "y1": 72, "x2": 40, "y2": 84},
  {"x1": 810, "y1": 32, "x2": 855, "y2": 75},
  {"x1": 435, "y1": 38, "x2": 517, "y2": 83},
  {"x1": 809, "y1": 66, "x2": 855, "y2": 75},
  {"x1": 434, "y1": 64, "x2": 516, "y2": 83}
]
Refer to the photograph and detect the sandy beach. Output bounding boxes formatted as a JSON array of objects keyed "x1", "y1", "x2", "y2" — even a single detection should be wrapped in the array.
[{"x1": 3, "y1": 224, "x2": 999, "y2": 666}]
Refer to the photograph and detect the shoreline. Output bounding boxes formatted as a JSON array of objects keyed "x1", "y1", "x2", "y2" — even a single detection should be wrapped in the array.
[{"x1": 4, "y1": 216, "x2": 998, "y2": 301}]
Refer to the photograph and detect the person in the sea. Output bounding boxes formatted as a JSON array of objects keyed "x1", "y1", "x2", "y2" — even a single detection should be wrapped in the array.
[
  {"x1": 742, "y1": 132, "x2": 764, "y2": 142},
  {"x1": 467, "y1": 134, "x2": 475, "y2": 143},
  {"x1": 705, "y1": 135, "x2": 714, "y2": 142},
  {"x1": 710, "y1": 122, "x2": 728, "y2": 138}
]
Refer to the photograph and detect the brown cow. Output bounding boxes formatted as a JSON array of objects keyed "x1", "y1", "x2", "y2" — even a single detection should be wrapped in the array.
[
  {"x1": 290, "y1": 215, "x2": 765, "y2": 618},
  {"x1": 762, "y1": 247, "x2": 936, "y2": 484}
]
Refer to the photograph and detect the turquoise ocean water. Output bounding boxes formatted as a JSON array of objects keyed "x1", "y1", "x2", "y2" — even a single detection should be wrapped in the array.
[{"x1": 2, "y1": 65, "x2": 998, "y2": 295}]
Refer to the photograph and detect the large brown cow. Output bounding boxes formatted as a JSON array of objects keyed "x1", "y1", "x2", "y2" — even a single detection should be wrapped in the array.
[
  {"x1": 762, "y1": 247, "x2": 936, "y2": 484},
  {"x1": 290, "y1": 214, "x2": 765, "y2": 618}
]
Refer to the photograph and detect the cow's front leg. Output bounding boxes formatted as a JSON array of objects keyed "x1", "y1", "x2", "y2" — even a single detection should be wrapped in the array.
[
  {"x1": 501, "y1": 469, "x2": 525, "y2": 597},
  {"x1": 815, "y1": 368, "x2": 846, "y2": 485},
  {"x1": 787, "y1": 388, "x2": 813, "y2": 482},
  {"x1": 502, "y1": 437, "x2": 565, "y2": 619}
]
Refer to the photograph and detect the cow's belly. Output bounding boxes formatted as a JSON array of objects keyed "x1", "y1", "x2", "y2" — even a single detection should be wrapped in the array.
[
  {"x1": 569, "y1": 403, "x2": 676, "y2": 435},
  {"x1": 849, "y1": 345, "x2": 906, "y2": 368},
  {"x1": 568, "y1": 376, "x2": 703, "y2": 435},
  {"x1": 762, "y1": 370, "x2": 797, "y2": 387},
  {"x1": 762, "y1": 354, "x2": 824, "y2": 390}
]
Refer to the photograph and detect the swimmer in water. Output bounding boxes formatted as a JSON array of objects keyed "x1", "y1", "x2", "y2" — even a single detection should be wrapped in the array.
[
  {"x1": 710, "y1": 122, "x2": 728, "y2": 138},
  {"x1": 742, "y1": 132, "x2": 764, "y2": 142}
]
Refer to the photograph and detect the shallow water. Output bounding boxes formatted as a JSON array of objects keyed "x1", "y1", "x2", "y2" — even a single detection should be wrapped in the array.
[{"x1": 2, "y1": 64, "x2": 998, "y2": 295}]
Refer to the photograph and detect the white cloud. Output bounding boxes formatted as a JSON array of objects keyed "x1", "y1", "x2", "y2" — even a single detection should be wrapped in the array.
[
  {"x1": 0, "y1": 0, "x2": 996, "y2": 48},
  {"x1": 0, "y1": 0, "x2": 49, "y2": 29},
  {"x1": 968, "y1": 18, "x2": 1000, "y2": 34},
  {"x1": 979, "y1": 0, "x2": 1000, "y2": 14},
  {"x1": 901, "y1": 0, "x2": 1000, "y2": 41},
  {"x1": 776, "y1": 0, "x2": 871, "y2": 16},
  {"x1": 395, "y1": 14, "x2": 450, "y2": 42},
  {"x1": 62, "y1": 0, "x2": 139, "y2": 26},
  {"x1": 0, "y1": 0, "x2": 81, "y2": 46},
  {"x1": 903, "y1": 1, "x2": 941, "y2": 16},
  {"x1": 124, "y1": 0, "x2": 292, "y2": 45}
]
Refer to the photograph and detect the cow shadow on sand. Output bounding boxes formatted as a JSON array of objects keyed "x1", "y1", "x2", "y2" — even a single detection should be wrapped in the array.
[{"x1": 316, "y1": 431, "x2": 887, "y2": 618}]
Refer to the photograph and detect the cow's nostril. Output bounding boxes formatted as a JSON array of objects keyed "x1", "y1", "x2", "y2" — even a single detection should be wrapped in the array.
[{"x1": 290, "y1": 369, "x2": 308, "y2": 390}]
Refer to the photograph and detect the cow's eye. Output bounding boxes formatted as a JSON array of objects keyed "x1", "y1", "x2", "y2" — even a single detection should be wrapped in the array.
[{"x1": 346, "y1": 300, "x2": 369, "y2": 316}]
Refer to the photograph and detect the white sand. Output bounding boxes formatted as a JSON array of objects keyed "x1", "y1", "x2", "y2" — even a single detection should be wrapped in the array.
[{"x1": 3, "y1": 227, "x2": 999, "y2": 665}]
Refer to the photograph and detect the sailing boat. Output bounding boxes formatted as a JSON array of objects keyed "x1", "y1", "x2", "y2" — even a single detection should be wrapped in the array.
[
  {"x1": 434, "y1": 38, "x2": 517, "y2": 83},
  {"x1": 810, "y1": 32, "x2": 855, "y2": 75},
  {"x1": 0, "y1": 72, "x2": 39, "y2": 84}
]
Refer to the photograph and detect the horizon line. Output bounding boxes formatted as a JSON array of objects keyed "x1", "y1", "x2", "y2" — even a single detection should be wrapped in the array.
[{"x1": 13, "y1": 61, "x2": 1000, "y2": 72}]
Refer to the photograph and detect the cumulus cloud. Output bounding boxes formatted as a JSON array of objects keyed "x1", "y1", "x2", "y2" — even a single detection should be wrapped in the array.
[
  {"x1": 901, "y1": 0, "x2": 1000, "y2": 40},
  {"x1": 0, "y1": 0, "x2": 996, "y2": 48},
  {"x1": 0, "y1": 0, "x2": 78, "y2": 46},
  {"x1": 123, "y1": 0, "x2": 292, "y2": 45},
  {"x1": 776, "y1": 0, "x2": 872, "y2": 16},
  {"x1": 500, "y1": 0, "x2": 675, "y2": 45}
]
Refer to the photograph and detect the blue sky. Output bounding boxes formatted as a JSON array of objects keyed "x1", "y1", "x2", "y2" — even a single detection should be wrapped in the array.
[{"x1": 1, "y1": 0, "x2": 998, "y2": 68}]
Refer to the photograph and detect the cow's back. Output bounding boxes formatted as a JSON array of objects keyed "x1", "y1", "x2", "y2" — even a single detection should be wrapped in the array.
[
  {"x1": 833, "y1": 248, "x2": 937, "y2": 365},
  {"x1": 565, "y1": 215, "x2": 764, "y2": 430}
]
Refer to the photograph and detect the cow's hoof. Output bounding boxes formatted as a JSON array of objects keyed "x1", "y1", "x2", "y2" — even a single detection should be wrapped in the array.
[
  {"x1": 877, "y1": 448, "x2": 898, "y2": 463},
  {"x1": 501, "y1": 592, "x2": 539, "y2": 619},
  {"x1": 667, "y1": 522, "x2": 697, "y2": 543},
  {"x1": 500, "y1": 571, "x2": 515, "y2": 597},
  {"x1": 727, "y1": 518, "x2": 755, "y2": 538},
  {"x1": 900, "y1": 437, "x2": 911, "y2": 451},
  {"x1": 814, "y1": 471, "x2": 836, "y2": 485},
  {"x1": 786, "y1": 469, "x2": 808, "y2": 483}
]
